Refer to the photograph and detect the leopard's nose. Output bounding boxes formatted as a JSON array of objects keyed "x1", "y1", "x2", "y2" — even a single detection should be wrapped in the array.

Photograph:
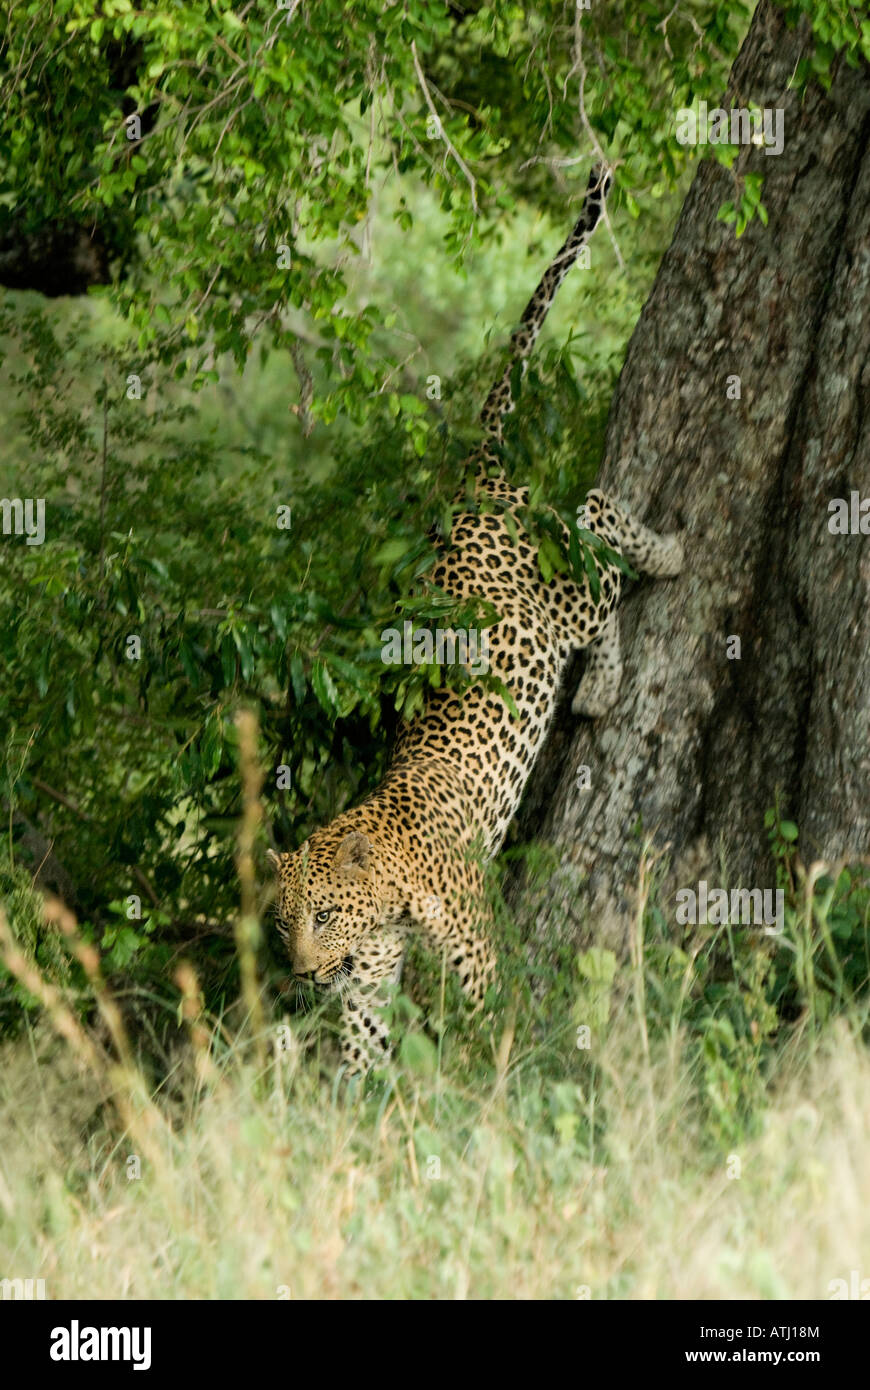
[{"x1": 290, "y1": 945, "x2": 319, "y2": 976}]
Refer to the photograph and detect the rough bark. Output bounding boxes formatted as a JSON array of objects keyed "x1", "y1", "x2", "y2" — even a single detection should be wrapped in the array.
[{"x1": 516, "y1": 0, "x2": 870, "y2": 953}]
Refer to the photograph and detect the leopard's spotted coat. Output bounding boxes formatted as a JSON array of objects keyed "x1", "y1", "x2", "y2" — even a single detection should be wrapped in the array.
[{"x1": 271, "y1": 169, "x2": 683, "y2": 1072}]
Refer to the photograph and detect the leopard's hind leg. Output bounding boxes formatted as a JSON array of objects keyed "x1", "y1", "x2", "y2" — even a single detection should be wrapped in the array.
[
  {"x1": 570, "y1": 490, "x2": 683, "y2": 717},
  {"x1": 571, "y1": 608, "x2": 623, "y2": 717}
]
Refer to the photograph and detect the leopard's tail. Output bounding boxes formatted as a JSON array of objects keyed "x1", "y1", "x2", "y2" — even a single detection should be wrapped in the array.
[{"x1": 479, "y1": 164, "x2": 612, "y2": 442}]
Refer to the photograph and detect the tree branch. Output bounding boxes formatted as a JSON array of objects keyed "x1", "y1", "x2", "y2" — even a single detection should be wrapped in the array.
[{"x1": 410, "y1": 39, "x2": 479, "y2": 217}]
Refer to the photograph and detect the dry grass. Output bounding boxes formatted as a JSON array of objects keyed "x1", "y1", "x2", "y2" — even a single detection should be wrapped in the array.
[
  {"x1": 0, "y1": 978, "x2": 867, "y2": 1300},
  {"x1": 1, "y1": 736, "x2": 866, "y2": 1300}
]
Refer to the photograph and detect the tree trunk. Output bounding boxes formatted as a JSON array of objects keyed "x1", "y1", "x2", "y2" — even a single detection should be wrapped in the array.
[{"x1": 516, "y1": 0, "x2": 870, "y2": 953}]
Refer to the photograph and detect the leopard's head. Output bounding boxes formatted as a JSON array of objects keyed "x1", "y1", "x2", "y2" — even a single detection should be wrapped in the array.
[{"x1": 269, "y1": 827, "x2": 380, "y2": 986}]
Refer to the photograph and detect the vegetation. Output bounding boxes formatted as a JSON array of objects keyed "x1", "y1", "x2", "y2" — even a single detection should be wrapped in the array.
[
  {"x1": 1, "y1": 0, "x2": 868, "y2": 1299},
  {"x1": 1, "y1": 814, "x2": 867, "y2": 1298}
]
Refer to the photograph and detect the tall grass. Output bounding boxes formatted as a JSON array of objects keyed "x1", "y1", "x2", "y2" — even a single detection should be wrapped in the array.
[
  {"x1": 1, "y1": 936, "x2": 868, "y2": 1298},
  {"x1": 0, "y1": 742, "x2": 868, "y2": 1300}
]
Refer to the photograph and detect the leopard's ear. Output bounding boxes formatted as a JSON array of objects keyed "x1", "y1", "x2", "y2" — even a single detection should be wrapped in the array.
[
  {"x1": 333, "y1": 830, "x2": 372, "y2": 875},
  {"x1": 266, "y1": 848, "x2": 282, "y2": 869}
]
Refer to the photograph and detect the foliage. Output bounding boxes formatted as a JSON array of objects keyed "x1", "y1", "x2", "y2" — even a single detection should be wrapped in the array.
[
  {"x1": 0, "y1": 0, "x2": 867, "y2": 1028},
  {"x1": 0, "y1": 274, "x2": 621, "y2": 1013},
  {"x1": 0, "y1": 0, "x2": 868, "y2": 1306},
  {"x1": 786, "y1": 0, "x2": 870, "y2": 82},
  {"x1": 0, "y1": 0, "x2": 759, "y2": 417},
  {"x1": 1, "y1": 828, "x2": 868, "y2": 1298},
  {"x1": 636, "y1": 833, "x2": 870, "y2": 1149},
  {"x1": 0, "y1": 853, "x2": 71, "y2": 1032}
]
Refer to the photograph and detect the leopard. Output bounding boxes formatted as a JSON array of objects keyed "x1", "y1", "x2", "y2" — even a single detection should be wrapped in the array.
[{"x1": 269, "y1": 166, "x2": 684, "y2": 1073}]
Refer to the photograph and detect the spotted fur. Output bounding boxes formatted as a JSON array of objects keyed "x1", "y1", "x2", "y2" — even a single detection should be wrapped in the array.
[{"x1": 271, "y1": 167, "x2": 683, "y2": 1073}]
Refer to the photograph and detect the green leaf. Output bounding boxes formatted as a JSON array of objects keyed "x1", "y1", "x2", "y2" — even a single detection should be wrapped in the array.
[
  {"x1": 220, "y1": 637, "x2": 237, "y2": 688},
  {"x1": 582, "y1": 543, "x2": 601, "y2": 604},
  {"x1": 373, "y1": 538, "x2": 412, "y2": 567},
  {"x1": 290, "y1": 654, "x2": 306, "y2": 703},
  {"x1": 311, "y1": 659, "x2": 338, "y2": 716},
  {"x1": 537, "y1": 535, "x2": 565, "y2": 583},
  {"x1": 399, "y1": 1031, "x2": 437, "y2": 1075}
]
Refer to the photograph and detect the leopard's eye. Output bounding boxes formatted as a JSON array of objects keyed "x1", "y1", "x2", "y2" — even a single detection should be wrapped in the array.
[{"x1": 314, "y1": 908, "x2": 334, "y2": 926}]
